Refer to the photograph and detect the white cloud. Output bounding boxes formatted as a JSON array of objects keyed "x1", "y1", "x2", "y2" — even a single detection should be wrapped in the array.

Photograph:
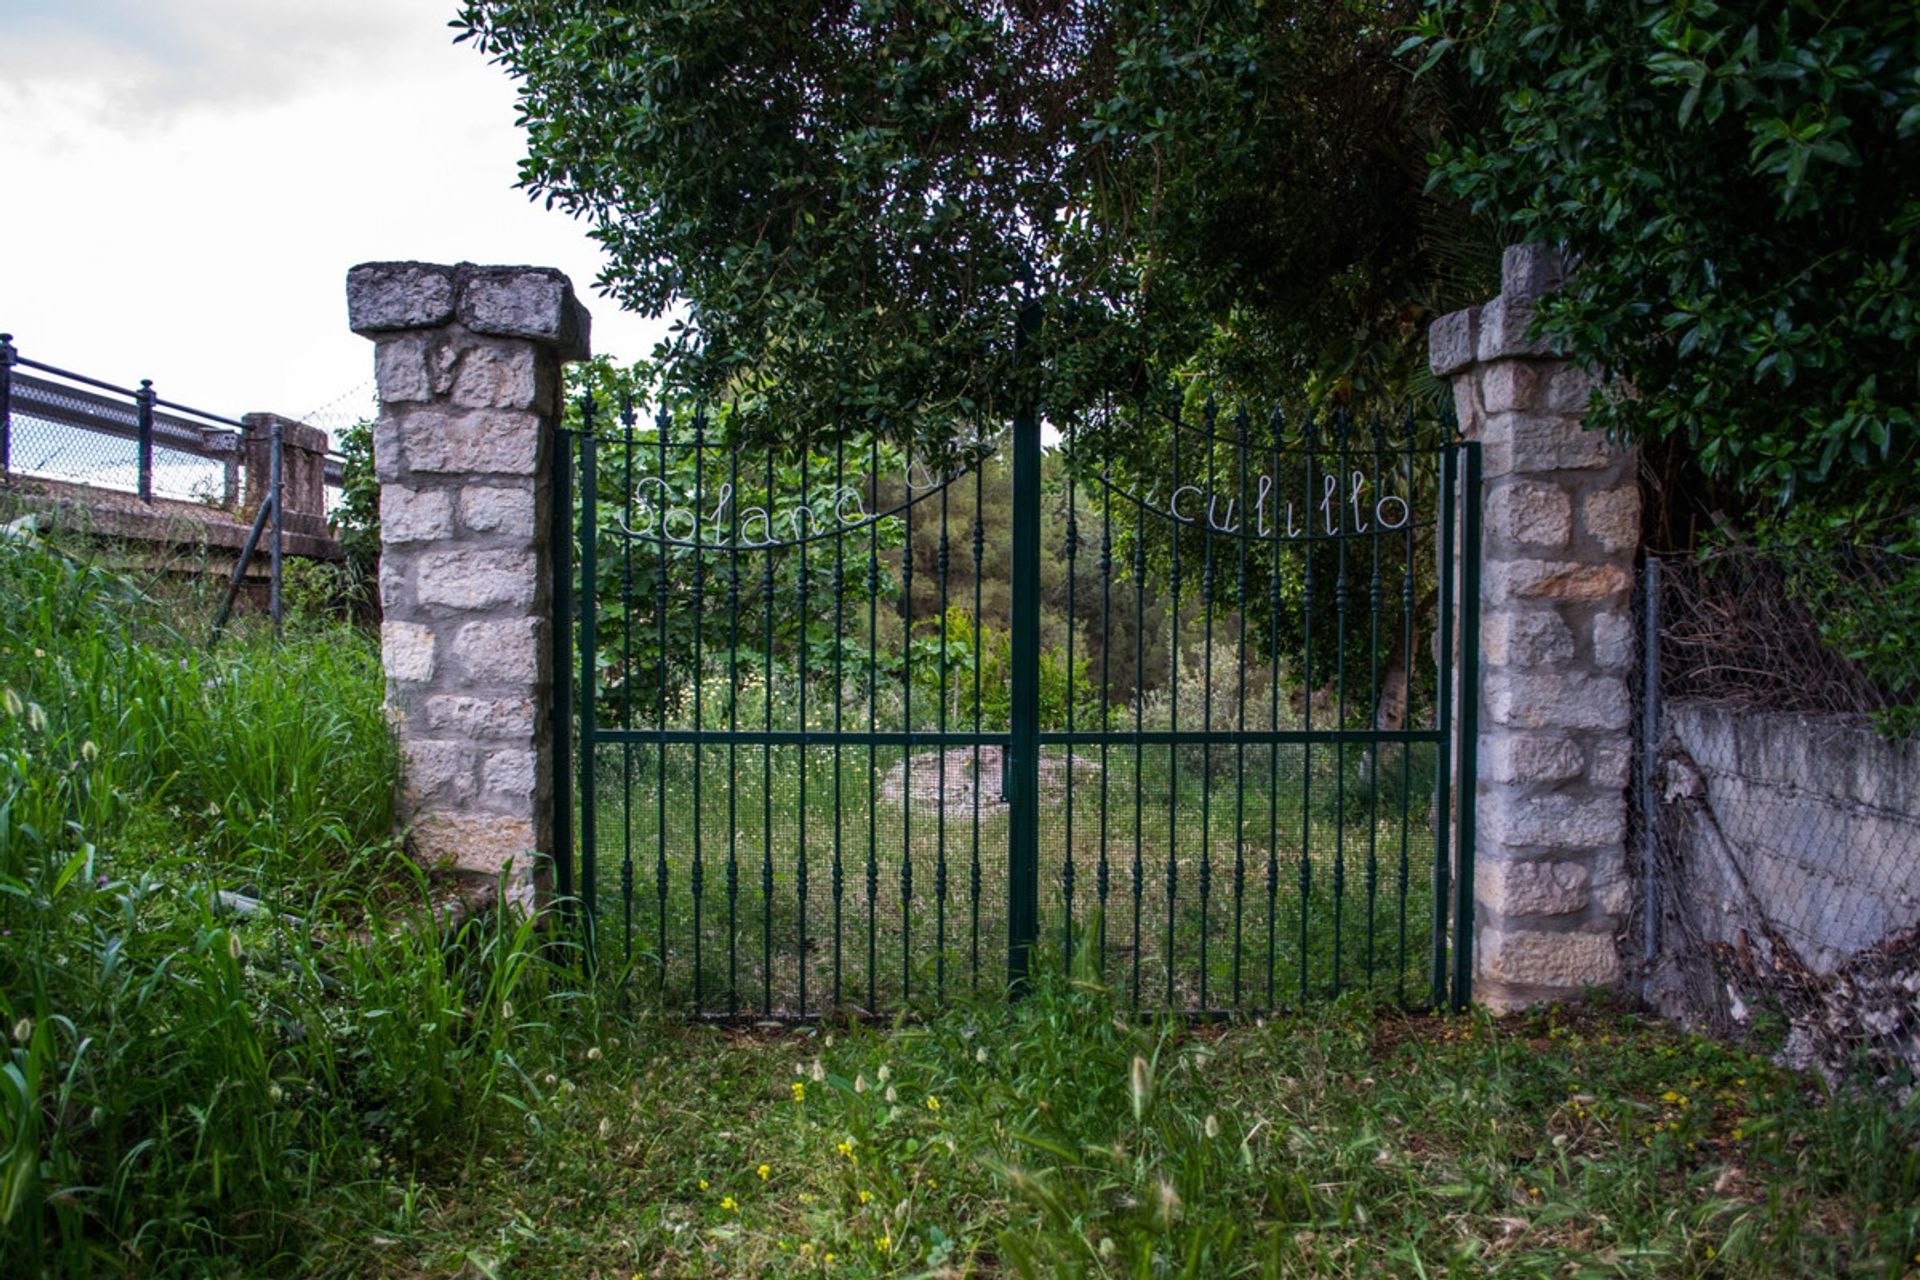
[{"x1": 0, "y1": 0, "x2": 668, "y2": 440}]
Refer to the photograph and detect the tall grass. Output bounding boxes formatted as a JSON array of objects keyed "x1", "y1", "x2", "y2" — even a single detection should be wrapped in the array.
[{"x1": 0, "y1": 518, "x2": 584, "y2": 1275}]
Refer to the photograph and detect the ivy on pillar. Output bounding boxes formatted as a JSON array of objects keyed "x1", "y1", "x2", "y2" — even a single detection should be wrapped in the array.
[
  {"x1": 1431, "y1": 245, "x2": 1639, "y2": 1009},
  {"x1": 347, "y1": 261, "x2": 590, "y2": 899}
]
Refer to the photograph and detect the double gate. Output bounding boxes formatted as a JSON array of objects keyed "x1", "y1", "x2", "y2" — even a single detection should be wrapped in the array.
[{"x1": 552, "y1": 394, "x2": 1480, "y2": 1017}]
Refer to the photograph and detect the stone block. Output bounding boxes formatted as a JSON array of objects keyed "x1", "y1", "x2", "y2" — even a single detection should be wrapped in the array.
[
  {"x1": 458, "y1": 484, "x2": 538, "y2": 540},
  {"x1": 1590, "y1": 610, "x2": 1634, "y2": 670},
  {"x1": 1500, "y1": 243, "x2": 1569, "y2": 301},
  {"x1": 1483, "y1": 608, "x2": 1575, "y2": 669},
  {"x1": 451, "y1": 343, "x2": 545, "y2": 411},
  {"x1": 377, "y1": 555, "x2": 409, "y2": 613},
  {"x1": 371, "y1": 415, "x2": 406, "y2": 484},
  {"x1": 382, "y1": 620, "x2": 436, "y2": 684},
  {"x1": 1480, "y1": 412, "x2": 1620, "y2": 474},
  {"x1": 453, "y1": 618, "x2": 545, "y2": 685},
  {"x1": 1483, "y1": 733, "x2": 1585, "y2": 784},
  {"x1": 1487, "y1": 672, "x2": 1630, "y2": 732},
  {"x1": 1486, "y1": 558, "x2": 1632, "y2": 607},
  {"x1": 397, "y1": 407, "x2": 542, "y2": 476},
  {"x1": 1480, "y1": 362, "x2": 1548, "y2": 416},
  {"x1": 408, "y1": 809, "x2": 540, "y2": 877},
  {"x1": 1542, "y1": 366, "x2": 1598, "y2": 415},
  {"x1": 1429, "y1": 307, "x2": 1478, "y2": 378},
  {"x1": 348, "y1": 262, "x2": 457, "y2": 333},
  {"x1": 1479, "y1": 925, "x2": 1621, "y2": 992},
  {"x1": 424, "y1": 694, "x2": 537, "y2": 738},
  {"x1": 1588, "y1": 741, "x2": 1632, "y2": 789},
  {"x1": 374, "y1": 333, "x2": 458, "y2": 404},
  {"x1": 482, "y1": 748, "x2": 539, "y2": 802},
  {"x1": 400, "y1": 738, "x2": 474, "y2": 805},
  {"x1": 1483, "y1": 789, "x2": 1627, "y2": 850},
  {"x1": 413, "y1": 548, "x2": 538, "y2": 611},
  {"x1": 1486, "y1": 480, "x2": 1571, "y2": 549},
  {"x1": 1582, "y1": 485, "x2": 1640, "y2": 554},
  {"x1": 1479, "y1": 857, "x2": 1590, "y2": 917},
  {"x1": 380, "y1": 484, "x2": 454, "y2": 544},
  {"x1": 1476, "y1": 294, "x2": 1558, "y2": 364},
  {"x1": 458, "y1": 267, "x2": 591, "y2": 359}
]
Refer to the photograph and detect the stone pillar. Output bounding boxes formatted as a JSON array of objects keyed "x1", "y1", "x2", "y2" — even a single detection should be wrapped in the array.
[
  {"x1": 347, "y1": 261, "x2": 590, "y2": 895},
  {"x1": 240, "y1": 413, "x2": 330, "y2": 539},
  {"x1": 1430, "y1": 245, "x2": 1639, "y2": 1009}
]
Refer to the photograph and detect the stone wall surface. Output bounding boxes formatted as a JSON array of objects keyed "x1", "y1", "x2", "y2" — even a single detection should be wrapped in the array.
[
  {"x1": 1431, "y1": 244, "x2": 1640, "y2": 1009},
  {"x1": 350, "y1": 261, "x2": 589, "y2": 892}
]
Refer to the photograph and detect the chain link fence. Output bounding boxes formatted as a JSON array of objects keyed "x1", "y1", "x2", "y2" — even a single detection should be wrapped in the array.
[{"x1": 1632, "y1": 546, "x2": 1920, "y2": 1104}]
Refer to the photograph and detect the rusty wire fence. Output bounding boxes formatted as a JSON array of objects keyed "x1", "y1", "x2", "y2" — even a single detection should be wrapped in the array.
[{"x1": 1632, "y1": 545, "x2": 1920, "y2": 1104}]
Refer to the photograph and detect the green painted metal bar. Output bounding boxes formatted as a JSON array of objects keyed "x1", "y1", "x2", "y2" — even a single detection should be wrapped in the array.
[
  {"x1": 1430, "y1": 444, "x2": 1458, "y2": 1009},
  {"x1": 1265, "y1": 410, "x2": 1284, "y2": 1010},
  {"x1": 762, "y1": 447, "x2": 776, "y2": 1015},
  {"x1": 1062, "y1": 415, "x2": 1078, "y2": 978},
  {"x1": 655, "y1": 405, "x2": 671, "y2": 991},
  {"x1": 592, "y1": 727, "x2": 1431, "y2": 747},
  {"x1": 1165, "y1": 405, "x2": 1182, "y2": 1007},
  {"x1": 727, "y1": 438, "x2": 742, "y2": 1013},
  {"x1": 1297, "y1": 414, "x2": 1316, "y2": 1002},
  {"x1": 1452, "y1": 441, "x2": 1483, "y2": 1013},
  {"x1": 620, "y1": 399, "x2": 636, "y2": 975},
  {"x1": 691, "y1": 412, "x2": 708, "y2": 1008},
  {"x1": 1006, "y1": 308, "x2": 1042, "y2": 995},
  {"x1": 1097, "y1": 401, "x2": 1114, "y2": 981},
  {"x1": 900, "y1": 431, "x2": 915, "y2": 1004},
  {"x1": 970, "y1": 458, "x2": 985, "y2": 993},
  {"x1": 1232, "y1": 405, "x2": 1250, "y2": 1007},
  {"x1": 866, "y1": 434, "x2": 881, "y2": 1012},
  {"x1": 1396, "y1": 431, "x2": 1418, "y2": 1006},
  {"x1": 1365, "y1": 416, "x2": 1385, "y2": 993},
  {"x1": 797, "y1": 442, "x2": 811, "y2": 1014},
  {"x1": 833, "y1": 436, "x2": 847, "y2": 1009},
  {"x1": 1198, "y1": 398, "x2": 1216, "y2": 1011},
  {"x1": 937, "y1": 467, "x2": 952, "y2": 1002},
  {"x1": 1332, "y1": 412, "x2": 1350, "y2": 996}
]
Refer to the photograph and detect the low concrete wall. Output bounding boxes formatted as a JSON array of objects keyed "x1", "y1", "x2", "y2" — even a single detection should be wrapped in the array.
[{"x1": 1645, "y1": 699, "x2": 1920, "y2": 1093}]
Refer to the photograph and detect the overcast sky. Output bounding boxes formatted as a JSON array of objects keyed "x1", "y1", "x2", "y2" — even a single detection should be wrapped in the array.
[{"x1": 1, "y1": 0, "x2": 667, "y2": 438}]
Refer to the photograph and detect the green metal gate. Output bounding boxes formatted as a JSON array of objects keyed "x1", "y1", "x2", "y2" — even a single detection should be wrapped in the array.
[{"x1": 552, "y1": 393, "x2": 1480, "y2": 1018}]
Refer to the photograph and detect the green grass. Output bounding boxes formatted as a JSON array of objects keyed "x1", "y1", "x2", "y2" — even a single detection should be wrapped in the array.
[
  {"x1": 587, "y1": 739, "x2": 1444, "y2": 1019},
  {"x1": 3, "y1": 512, "x2": 1916, "y2": 1278}
]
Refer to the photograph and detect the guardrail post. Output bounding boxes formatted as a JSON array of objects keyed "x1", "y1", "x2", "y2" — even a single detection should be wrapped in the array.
[
  {"x1": 349, "y1": 260, "x2": 591, "y2": 904},
  {"x1": 135, "y1": 378, "x2": 156, "y2": 503},
  {"x1": 0, "y1": 333, "x2": 15, "y2": 476}
]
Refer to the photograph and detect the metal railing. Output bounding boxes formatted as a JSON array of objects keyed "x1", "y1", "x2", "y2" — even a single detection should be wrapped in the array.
[{"x1": 0, "y1": 332, "x2": 348, "y2": 634}]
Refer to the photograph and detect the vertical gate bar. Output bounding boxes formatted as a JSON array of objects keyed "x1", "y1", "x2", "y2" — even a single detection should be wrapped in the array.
[
  {"x1": 1131, "y1": 416, "x2": 1147, "y2": 1013},
  {"x1": 727, "y1": 440, "x2": 742, "y2": 1013},
  {"x1": 971, "y1": 453, "x2": 985, "y2": 992},
  {"x1": 833, "y1": 437, "x2": 847, "y2": 1009},
  {"x1": 656, "y1": 407, "x2": 671, "y2": 990},
  {"x1": 1365, "y1": 415, "x2": 1385, "y2": 993},
  {"x1": 797, "y1": 444, "x2": 810, "y2": 1015},
  {"x1": 136, "y1": 378, "x2": 155, "y2": 503},
  {"x1": 1063, "y1": 416, "x2": 1078, "y2": 978},
  {"x1": 1641, "y1": 555, "x2": 1661, "y2": 964},
  {"x1": 1198, "y1": 399, "x2": 1216, "y2": 1012},
  {"x1": 550, "y1": 426, "x2": 576, "y2": 921},
  {"x1": 762, "y1": 448, "x2": 776, "y2": 1015},
  {"x1": 1265, "y1": 410, "x2": 1284, "y2": 1010},
  {"x1": 1096, "y1": 399, "x2": 1114, "y2": 981},
  {"x1": 1451, "y1": 441, "x2": 1482, "y2": 1012},
  {"x1": 577, "y1": 417, "x2": 600, "y2": 967},
  {"x1": 900, "y1": 432, "x2": 915, "y2": 1004},
  {"x1": 937, "y1": 469, "x2": 951, "y2": 1002},
  {"x1": 1430, "y1": 444, "x2": 1458, "y2": 1009},
  {"x1": 1332, "y1": 412, "x2": 1350, "y2": 996},
  {"x1": 620, "y1": 401, "x2": 635, "y2": 976},
  {"x1": 692, "y1": 413, "x2": 708, "y2": 1009},
  {"x1": 1165, "y1": 407, "x2": 1181, "y2": 1008},
  {"x1": 1298, "y1": 413, "x2": 1317, "y2": 1002},
  {"x1": 1007, "y1": 307, "x2": 1042, "y2": 995},
  {"x1": 867, "y1": 435, "x2": 882, "y2": 1012},
  {"x1": 1396, "y1": 425, "x2": 1417, "y2": 1004},
  {"x1": 1232, "y1": 406, "x2": 1250, "y2": 1008}
]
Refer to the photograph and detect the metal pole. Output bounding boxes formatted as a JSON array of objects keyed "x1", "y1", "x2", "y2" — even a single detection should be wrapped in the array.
[
  {"x1": 0, "y1": 333, "x2": 15, "y2": 477},
  {"x1": 577, "y1": 421, "x2": 600, "y2": 968},
  {"x1": 207, "y1": 490, "x2": 275, "y2": 645},
  {"x1": 551, "y1": 427, "x2": 577, "y2": 922},
  {"x1": 1451, "y1": 441, "x2": 1483, "y2": 1012},
  {"x1": 1006, "y1": 303, "x2": 1042, "y2": 994},
  {"x1": 1641, "y1": 556, "x2": 1661, "y2": 961},
  {"x1": 268, "y1": 420, "x2": 284, "y2": 633},
  {"x1": 135, "y1": 378, "x2": 156, "y2": 503}
]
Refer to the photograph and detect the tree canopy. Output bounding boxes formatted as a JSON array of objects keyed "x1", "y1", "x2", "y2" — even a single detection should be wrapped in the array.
[{"x1": 454, "y1": 0, "x2": 1490, "y2": 439}]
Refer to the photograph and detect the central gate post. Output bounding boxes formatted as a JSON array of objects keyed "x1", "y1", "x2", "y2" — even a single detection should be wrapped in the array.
[{"x1": 1006, "y1": 305, "x2": 1043, "y2": 992}]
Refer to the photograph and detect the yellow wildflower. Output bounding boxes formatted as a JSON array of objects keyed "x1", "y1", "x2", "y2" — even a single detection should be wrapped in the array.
[
  {"x1": 792, "y1": 1082, "x2": 807, "y2": 1103},
  {"x1": 757, "y1": 1163, "x2": 771, "y2": 1181},
  {"x1": 837, "y1": 1139, "x2": 856, "y2": 1161},
  {"x1": 926, "y1": 1095, "x2": 942, "y2": 1113},
  {"x1": 698, "y1": 1179, "x2": 710, "y2": 1191},
  {"x1": 876, "y1": 1234, "x2": 891, "y2": 1253},
  {"x1": 858, "y1": 1189, "x2": 873, "y2": 1205},
  {"x1": 721, "y1": 1195, "x2": 738, "y2": 1212}
]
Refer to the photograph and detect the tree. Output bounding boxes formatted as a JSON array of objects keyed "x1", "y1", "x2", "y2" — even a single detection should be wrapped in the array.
[
  {"x1": 1413, "y1": 0, "x2": 1920, "y2": 722},
  {"x1": 454, "y1": 0, "x2": 1493, "y2": 441}
]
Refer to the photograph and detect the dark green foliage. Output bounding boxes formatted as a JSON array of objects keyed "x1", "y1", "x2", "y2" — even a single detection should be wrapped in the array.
[
  {"x1": 1413, "y1": 0, "x2": 1920, "y2": 726},
  {"x1": 454, "y1": 0, "x2": 1493, "y2": 441},
  {"x1": 332, "y1": 418, "x2": 381, "y2": 587}
]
